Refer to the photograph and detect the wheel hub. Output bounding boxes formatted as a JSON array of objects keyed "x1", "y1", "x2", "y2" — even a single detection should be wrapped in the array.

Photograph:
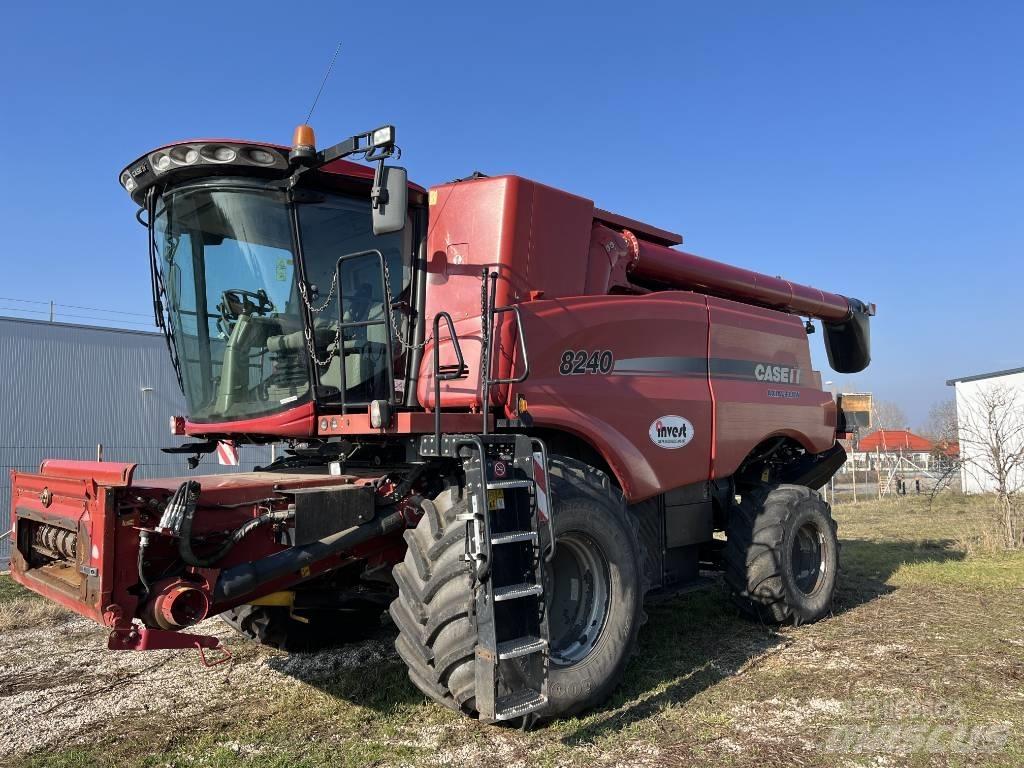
[
  {"x1": 791, "y1": 521, "x2": 827, "y2": 595},
  {"x1": 547, "y1": 532, "x2": 611, "y2": 666}
]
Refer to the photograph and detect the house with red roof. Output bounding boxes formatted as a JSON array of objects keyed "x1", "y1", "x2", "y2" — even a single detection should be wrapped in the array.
[
  {"x1": 853, "y1": 429, "x2": 935, "y2": 471},
  {"x1": 857, "y1": 429, "x2": 932, "y2": 453}
]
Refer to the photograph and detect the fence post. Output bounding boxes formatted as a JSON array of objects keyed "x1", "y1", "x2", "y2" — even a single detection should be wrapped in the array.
[{"x1": 851, "y1": 456, "x2": 858, "y2": 503}]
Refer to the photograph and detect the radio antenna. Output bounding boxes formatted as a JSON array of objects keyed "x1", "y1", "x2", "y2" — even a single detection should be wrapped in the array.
[{"x1": 304, "y1": 42, "x2": 342, "y2": 124}]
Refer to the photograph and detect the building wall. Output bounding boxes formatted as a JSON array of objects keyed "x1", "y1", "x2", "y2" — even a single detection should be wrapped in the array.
[
  {"x1": 953, "y1": 370, "x2": 1024, "y2": 495},
  {"x1": 0, "y1": 317, "x2": 274, "y2": 568},
  {"x1": 845, "y1": 450, "x2": 932, "y2": 471}
]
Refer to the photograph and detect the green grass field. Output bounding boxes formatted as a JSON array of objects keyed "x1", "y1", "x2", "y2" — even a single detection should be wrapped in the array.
[{"x1": 2, "y1": 492, "x2": 1022, "y2": 767}]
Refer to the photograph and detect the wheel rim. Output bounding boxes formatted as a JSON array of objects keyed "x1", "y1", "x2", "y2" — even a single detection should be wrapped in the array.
[
  {"x1": 547, "y1": 531, "x2": 611, "y2": 666},
  {"x1": 791, "y1": 521, "x2": 827, "y2": 595}
]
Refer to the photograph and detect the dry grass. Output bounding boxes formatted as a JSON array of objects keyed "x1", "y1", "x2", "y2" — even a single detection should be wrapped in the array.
[
  {"x1": 1, "y1": 493, "x2": 1022, "y2": 768},
  {"x1": 0, "y1": 574, "x2": 74, "y2": 631},
  {"x1": 0, "y1": 597, "x2": 72, "y2": 631}
]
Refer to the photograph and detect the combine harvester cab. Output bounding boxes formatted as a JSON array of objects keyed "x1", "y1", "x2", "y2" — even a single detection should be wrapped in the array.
[{"x1": 9, "y1": 121, "x2": 873, "y2": 725}]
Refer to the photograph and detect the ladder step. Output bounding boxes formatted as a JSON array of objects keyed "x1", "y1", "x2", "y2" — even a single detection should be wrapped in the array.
[
  {"x1": 486, "y1": 479, "x2": 534, "y2": 490},
  {"x1": 490, "y1": 530, "x2": 538, "y2": 545},
  {"x1": 492, "y1": 582, "x2": 543, "y2": 602},
  {"x1": 496, "y1": 635, "x2": 547, "y2": 659},
  {"x1": 495, "y1": 689, "x2": 547, "y2": 721}
]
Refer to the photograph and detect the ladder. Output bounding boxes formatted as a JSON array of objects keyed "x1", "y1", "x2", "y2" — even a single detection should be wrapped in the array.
[
  {"x1": 420, "y1": 432, "x2": 554, "y2": 722},
  {"x1": 422, "y1": 270, "x2": 552, "y2": 722}
]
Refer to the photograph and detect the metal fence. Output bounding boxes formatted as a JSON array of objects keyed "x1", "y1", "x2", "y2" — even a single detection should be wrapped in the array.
[
  {"x1": 0, "y1": 528, "x2": 10, "y2": 573},
  {"x1": 0, "y1": 443, "x2": 274, "y2": 571}
]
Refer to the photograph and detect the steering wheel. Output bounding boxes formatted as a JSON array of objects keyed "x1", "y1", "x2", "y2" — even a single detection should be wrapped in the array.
[{"x1": 216, "y1": 288, "x2": 276, "y2": 337}]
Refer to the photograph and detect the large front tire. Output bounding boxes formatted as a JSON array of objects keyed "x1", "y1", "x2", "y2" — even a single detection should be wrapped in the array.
[
  {"x1": 725, "y1": 483, "x2": 839, "y2": 624},
  {"x1": 389, "y1": 456, "x2": 646, "y2": 719}
]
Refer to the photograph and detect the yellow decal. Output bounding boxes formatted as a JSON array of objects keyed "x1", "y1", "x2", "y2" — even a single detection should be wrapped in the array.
[
  {"x1": 248, "y1": 591, "x2": 295, "y2": 607},
  {"x1": 428, "y1": 190, "x2": 438, "y2": 206},
  {"x1": 487, "y1": 490, "x2": 505, "y2": 510}
]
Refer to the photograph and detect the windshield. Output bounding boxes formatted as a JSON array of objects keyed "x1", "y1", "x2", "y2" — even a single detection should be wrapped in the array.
[{"x1": 155, "y1": 182, "x2": 410, "y2": 423}]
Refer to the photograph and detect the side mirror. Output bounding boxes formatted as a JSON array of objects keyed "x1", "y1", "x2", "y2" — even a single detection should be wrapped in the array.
[{"x1": 372, "y1": 165, "x2": 408, "y2": 235}]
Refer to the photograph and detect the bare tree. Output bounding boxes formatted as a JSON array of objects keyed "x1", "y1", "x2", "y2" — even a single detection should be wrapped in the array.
[
  {"x1": 957, "y1": 383, "x2": 1024, "y2": 549},
  {"x1": 924, "y1": 398, "x2": 958, "y2": 442},
  {"x1": 924, "y1": 398, "x2": 960, "y2": 475},
  {"x1": 872, "y1": 399, "x2": 908, "y2": 431}
]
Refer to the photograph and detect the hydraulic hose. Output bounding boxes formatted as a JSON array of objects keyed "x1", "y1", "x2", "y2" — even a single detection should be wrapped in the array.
[
  {"x1": 181, "y1": 508, "x2": 294, "y2": 568},
  {"x1": 163, "y1": 481, "x2": 294, "y2": 568}
]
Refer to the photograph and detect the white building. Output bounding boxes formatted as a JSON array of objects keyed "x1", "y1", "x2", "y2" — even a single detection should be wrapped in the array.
[{"x1": 947, "y1": 367, "x2": 1024, "y2": 495}]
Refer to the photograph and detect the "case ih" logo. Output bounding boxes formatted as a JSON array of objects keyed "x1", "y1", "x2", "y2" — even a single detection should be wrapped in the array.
[{"x1": 754, "y1": 363, "x2": 803, "y2": 385}]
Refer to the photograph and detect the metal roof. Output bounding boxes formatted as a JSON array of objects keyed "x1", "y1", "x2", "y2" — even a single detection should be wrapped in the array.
[
  {"x1": 0, "y1": 313, "x2": 161, "y2": 337},
  {"x1": 946, "y1": 366, "x2": 1024, "y2": 386}
]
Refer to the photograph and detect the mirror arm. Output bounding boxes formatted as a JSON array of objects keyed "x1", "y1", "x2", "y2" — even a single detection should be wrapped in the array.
[{"x1": 371, "y1": 158, "x2": 388, "y2": 210}]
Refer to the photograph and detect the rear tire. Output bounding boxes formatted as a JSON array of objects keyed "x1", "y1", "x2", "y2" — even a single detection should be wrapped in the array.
[
  {"x1": 725, "y1": 483, "x2": 839, "y2": 624},
  {"x1": 389, "y1": 456, "x2": 647, "y2": 719}
]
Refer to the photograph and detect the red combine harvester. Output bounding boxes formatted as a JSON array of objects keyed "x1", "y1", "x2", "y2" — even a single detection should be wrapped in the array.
[{"x1": 9, "y1": 124, "x2": 873, "y2": 723}]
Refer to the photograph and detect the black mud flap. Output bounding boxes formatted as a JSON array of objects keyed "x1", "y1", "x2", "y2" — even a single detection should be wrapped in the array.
[{"x1": 778, "y1": 443, "x2": 847, "y2": 491}]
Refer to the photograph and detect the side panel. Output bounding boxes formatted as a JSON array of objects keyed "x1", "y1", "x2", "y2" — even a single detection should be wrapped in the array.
[
  {"x1": 9, "y1": 463, "x2": 137, "y2": 626},
  {"x1": 512, "y1": 293, "x2": 713, "y2": 502},
  {"x1": 707, "y1": 296, "x2": 836, "y2": 477},
  {"x1": 418, "y1": 175, "x2": 594, "y2": 408}
]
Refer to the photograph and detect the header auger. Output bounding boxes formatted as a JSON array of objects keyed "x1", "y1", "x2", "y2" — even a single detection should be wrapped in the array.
[{"x1": 11, "y1": 121, "x2": 872, "y2": 724}]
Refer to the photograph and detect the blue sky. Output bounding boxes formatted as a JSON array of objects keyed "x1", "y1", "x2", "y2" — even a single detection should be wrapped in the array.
[{"x1": 1, "y1": 2, "x2": 1021, "y2": 427}]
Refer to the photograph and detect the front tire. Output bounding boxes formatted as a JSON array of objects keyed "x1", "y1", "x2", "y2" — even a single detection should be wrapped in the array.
[
  {"x1": 725, "y1": 483, "x2": 839, "y2": 624},
  {"x1": 389, "y1": 456, "x2": 646, "y2": 719}
]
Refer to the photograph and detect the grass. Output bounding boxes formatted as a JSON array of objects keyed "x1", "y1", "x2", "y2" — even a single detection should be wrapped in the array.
[
  {"x1": 0, "y1": 572, "x2": 37, "y2": 604},
  {"x1": 4, "y1": 493, "x2": 1023, "y2": 767},
  {"x1": 0, "y1": 571, "x2": 71, "y2": 631}
]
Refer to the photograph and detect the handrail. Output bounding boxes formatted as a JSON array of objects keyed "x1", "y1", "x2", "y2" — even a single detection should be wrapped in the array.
[
  {"x1": 432, "y1": 311, "x2": 467, "y2": 447},
  {"x1": 488, "y1": 305, "x2": 531, "y2": 385},
  {"x1": 334, "y1": 249, "x2": 395, "y2": 414},
  {"x1": 480, "y1": 271, "x2": 531, "y2": 435},
  {"x1": 529, "y1": 437, "x2": 556, "y2": 563}
]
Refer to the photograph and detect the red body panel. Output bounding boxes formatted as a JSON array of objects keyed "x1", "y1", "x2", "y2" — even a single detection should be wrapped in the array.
[
  {"x1": 420, "y1": 175, "x2": 596, "y2": 409},
  {"x1": 316, "y1": 410, "x2": 491, "y2": 437},
  {"x1": 706, "y1": 297, "x2": 835, "y2": 479},
  {"x1": 184, "y1": 400, "x2": 317, "y2": 438},
  {"x1": 416, "y1": 174, "x2": 839, "y2": 502},
  {"x1": 509, "y1": 293, "x2": 714, "y2": 501}
]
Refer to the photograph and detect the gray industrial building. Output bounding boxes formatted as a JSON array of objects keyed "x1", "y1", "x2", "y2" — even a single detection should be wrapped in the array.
[{"x1": 0, "y1": 316, "x2": 273, "y2": 569}]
